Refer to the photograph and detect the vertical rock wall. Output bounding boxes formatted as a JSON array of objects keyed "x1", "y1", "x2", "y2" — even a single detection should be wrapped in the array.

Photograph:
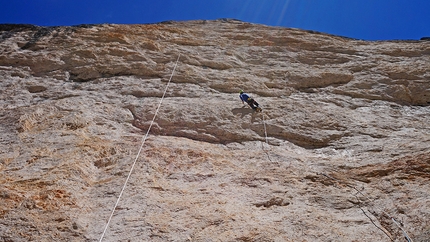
[{"x1": 0, "y1": 20, "x2": 429, "y2": 241}]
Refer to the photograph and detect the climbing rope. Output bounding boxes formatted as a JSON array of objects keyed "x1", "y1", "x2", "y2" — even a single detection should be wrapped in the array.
[
  {"x1": 391, "y1": 217, "x2": 413, "y2": 242},
  {"x1": 360, "y1": 207, "x2": 394, "y2": 242},
  {"x1": 260, "y1": 108, "x2": 410, "y2": 240},
  {"x1": 319, "y1": 172, "x2": 413, "y2": 242},
  {"x1": 262, "y1": 113, "x2": 268, "y2": 144},
  {"x1": 99, "y1": 54, "x2": 180, "y2": 242},
  {"x1": 261, "y1": 113, "x2": 272, "y2": 162}
]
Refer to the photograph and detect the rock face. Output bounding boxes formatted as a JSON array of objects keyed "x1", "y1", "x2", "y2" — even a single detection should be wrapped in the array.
[{"x1": 0, "y1": 20, "x2": 429, "y2": 241}]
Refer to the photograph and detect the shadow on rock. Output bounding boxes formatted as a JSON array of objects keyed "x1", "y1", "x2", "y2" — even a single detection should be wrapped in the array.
[{"x1": 231, "y1": 107, "x2": 254, "y2": 118}]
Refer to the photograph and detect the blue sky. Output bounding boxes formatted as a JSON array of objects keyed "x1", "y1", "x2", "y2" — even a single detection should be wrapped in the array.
[{"x1": 1, "y1": 0, "x2": 429, "y2": 40}]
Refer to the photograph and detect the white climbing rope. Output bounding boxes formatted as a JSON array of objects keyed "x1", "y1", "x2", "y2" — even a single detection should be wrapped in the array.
[
  {"x1": 391, "y1": 217, "x2": 413, "y2": 242},
  {"x1": 319, "y1": 173, "x2": 413, "y2": 242},
  {"x1": 261, "y1": 113, "x2": 272, "y2": 162},
  {"x1": 262, "y1": 113, "x2": 268, "y2": 144},
  {"x1": 99, "y1": 54, "x2": 180, "y2": 242}
]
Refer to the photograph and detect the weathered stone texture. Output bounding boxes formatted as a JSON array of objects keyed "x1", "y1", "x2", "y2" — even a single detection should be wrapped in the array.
[{"x1": 0, "y1": 20, "x2": 429, "y2": 241}]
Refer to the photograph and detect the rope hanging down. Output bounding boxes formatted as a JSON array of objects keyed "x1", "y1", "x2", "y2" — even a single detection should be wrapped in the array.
[
  {"x1": 262, "y1": 113, "x2": 268, "y2": 144},
  {"x1": 319, "y1": 173, "x2": 413, "y2": 242},
  {"x1": 99, "y1": 54, "x2": 181, "y2": 242},
  {"x1": 261, "y1": 113, "x2": 272, "y2": 162}
]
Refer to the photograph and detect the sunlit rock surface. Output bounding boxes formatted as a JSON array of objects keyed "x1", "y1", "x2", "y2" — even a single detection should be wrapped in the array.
[{"x1": 0, "y1": 20, "x2": 429, "y2": 241}]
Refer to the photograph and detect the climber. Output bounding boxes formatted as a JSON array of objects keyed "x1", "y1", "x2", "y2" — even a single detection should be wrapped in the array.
[{"x1": 239, "y1": 90, "x2": 261, "y2": 112}]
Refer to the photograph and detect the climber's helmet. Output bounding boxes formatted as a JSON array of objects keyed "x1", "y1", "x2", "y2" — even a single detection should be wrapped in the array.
[{"x1": 239, "y1": 90, "x2": 244, "y2": 94}]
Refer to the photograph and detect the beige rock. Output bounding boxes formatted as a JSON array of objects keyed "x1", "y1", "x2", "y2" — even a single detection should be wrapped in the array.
[{"x1": 0, "y1": 20, "x2": 429, "y2": 241}]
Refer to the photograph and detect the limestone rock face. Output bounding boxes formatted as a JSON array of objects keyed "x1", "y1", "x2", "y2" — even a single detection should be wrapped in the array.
[{"x1": 0, "y1": 20, "x2": 429, "y2": 241}]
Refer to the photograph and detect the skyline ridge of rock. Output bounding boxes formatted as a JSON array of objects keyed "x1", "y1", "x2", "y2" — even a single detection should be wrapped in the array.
[{"x1": 2, "y1": 19, "x2": 430, "y2": 41}]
